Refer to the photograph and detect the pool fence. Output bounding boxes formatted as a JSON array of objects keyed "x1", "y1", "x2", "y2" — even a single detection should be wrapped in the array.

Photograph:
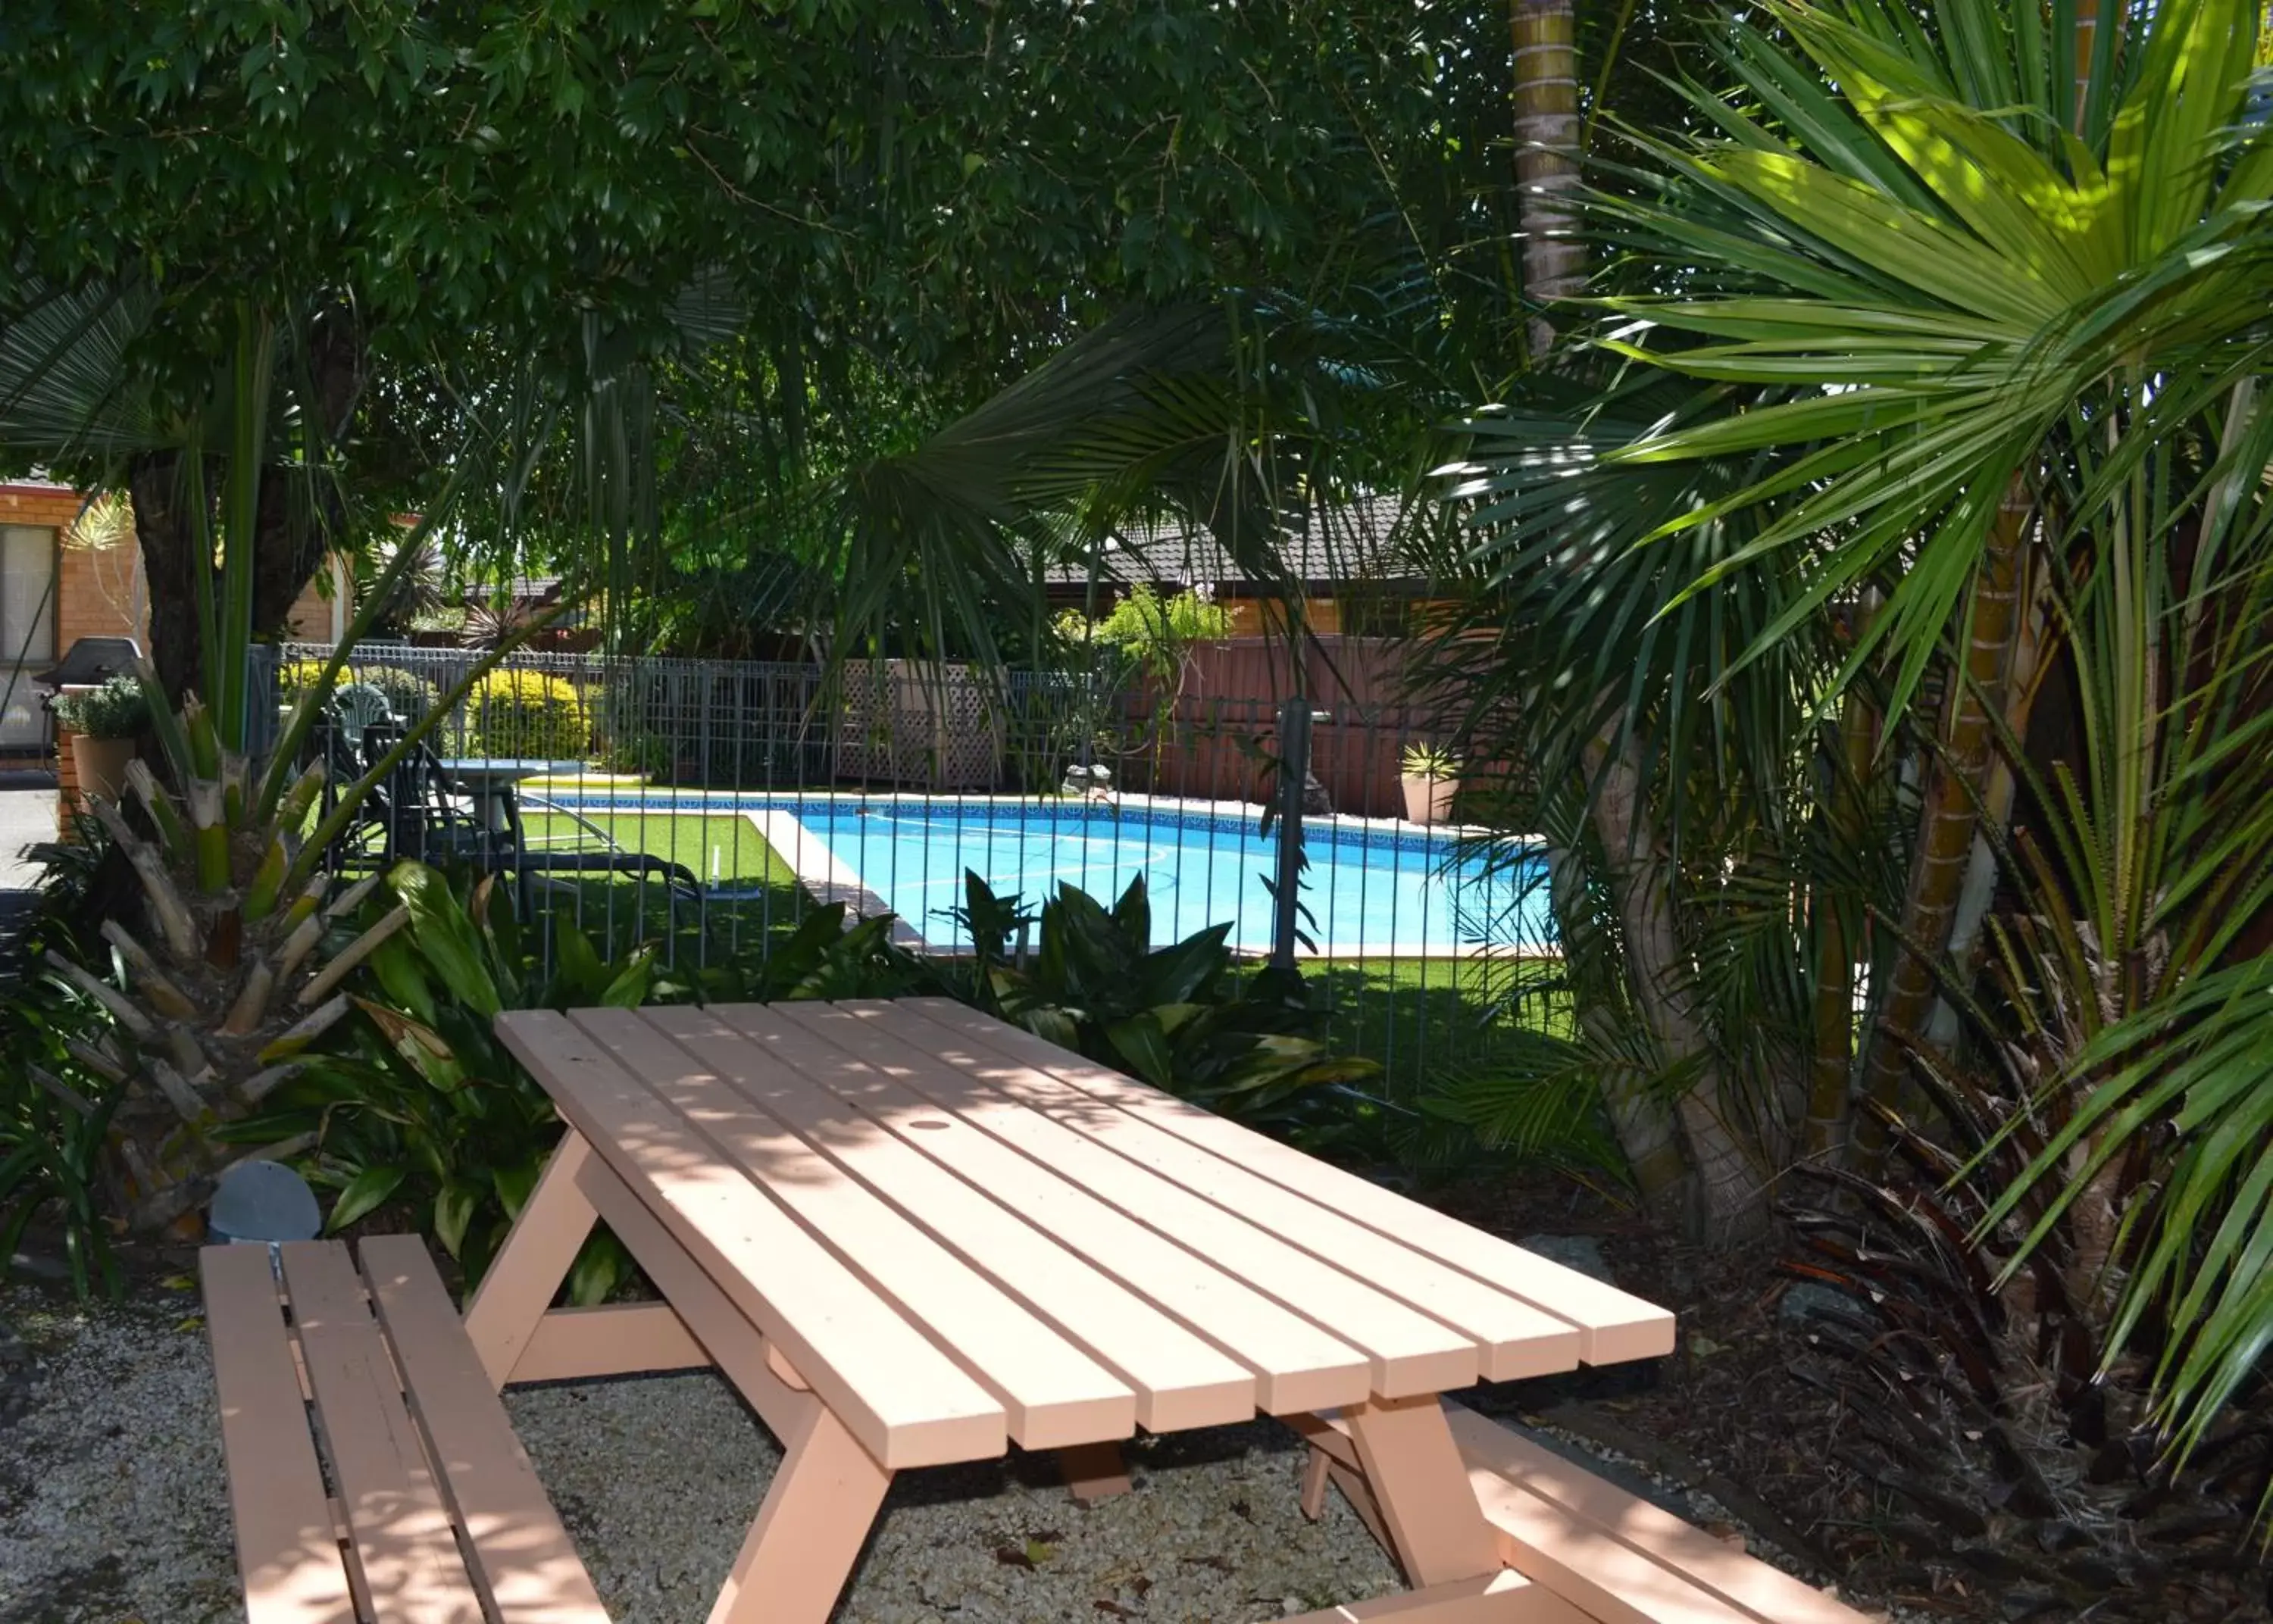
[{"x1": 255, "y1": 640, "x2": 1555, "y2": 1105}]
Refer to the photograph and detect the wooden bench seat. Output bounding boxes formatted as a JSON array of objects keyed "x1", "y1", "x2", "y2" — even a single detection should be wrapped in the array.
[
  {"x1": 1297, "y1": 1404, "x2": 1870, "y2": 1624},
  {"x1": 202, "y1": 1235, "x2": 609, "y2": 1624}
]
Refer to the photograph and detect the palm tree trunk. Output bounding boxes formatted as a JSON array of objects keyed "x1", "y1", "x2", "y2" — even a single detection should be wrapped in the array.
[
  {"x1": 1512, "y1": 1, "x2": 1759, "y2": 1230},
  {"x1": 1802, "y1": 675, "x2": 1880, "y2": 1163},
  {"x1": 1546, "y1": 848, "x2": 1688, "y2": 1204},
  {"x1": 1853, "y1": 475, "x2": 2031, "y2": 1172},
  {"x1": 2074, "y1": 0, "x2": 2103, "y2": 131},
  {"x1": 1587, "y1": 733, "x2": 1760, "y2": 1238},
  {"x1": 1512, "y1": 0, "x2": 1584, "y2": 357}
]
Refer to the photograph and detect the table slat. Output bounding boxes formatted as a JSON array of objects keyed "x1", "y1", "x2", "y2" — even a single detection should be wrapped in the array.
[
  {"x1": 765, "y1": 1000, "x2": 1372, "y2": 1413},
  {"x1": 889, "y1": 1001, "x2": 1583, "y2": 1380},
  {"x1": 652, "y1": 1004, "x2": 1256, "y2": 1433},
  {"x1": 569, "y1": 1007, "x2": 1135, "y2": 1451},
  {"x1": 906, "y1": 998, "x2": 1676, "y2": 1366},
  {"x1": 497, "y1": 1009, "x2": 1004, "y2": 1470},
  {"x1": 779, "y1": 1002, "x2": 1480, "y2": 1398}
]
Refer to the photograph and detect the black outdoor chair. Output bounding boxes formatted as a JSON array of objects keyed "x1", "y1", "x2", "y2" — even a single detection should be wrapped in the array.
[
  {"x1": 308, "y1": 708, "x2": 398, "y2": 879},
  {"x1": 357, "y1": 721, "x2": 702, "y2": 923}
]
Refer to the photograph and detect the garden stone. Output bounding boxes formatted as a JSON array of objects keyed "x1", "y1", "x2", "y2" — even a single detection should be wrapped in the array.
[
  {"x1": 1518, "y1": 1233, "x2": 1615, "y2": 1285},
  {"x1": 1778, "y1": 1280, "x2": 1872, "y2": 1329},
  {"x1": 206, "y1": 1160, "x2": 321, "y2": 1246}
]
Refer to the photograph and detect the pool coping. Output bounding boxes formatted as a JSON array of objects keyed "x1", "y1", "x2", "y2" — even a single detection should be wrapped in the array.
[{"x1": 743, "y1": 809, "x2": 931, "y2": 951}]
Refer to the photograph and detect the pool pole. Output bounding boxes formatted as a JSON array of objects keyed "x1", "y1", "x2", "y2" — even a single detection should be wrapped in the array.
[{"x1": 1270, "y1": 697, "x2": 1325, "y2": 973}]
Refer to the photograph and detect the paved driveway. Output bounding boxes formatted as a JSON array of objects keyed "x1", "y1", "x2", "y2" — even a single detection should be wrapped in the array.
[{"x1": 0, "y1": 767, "x2": 58, "y2": 892}]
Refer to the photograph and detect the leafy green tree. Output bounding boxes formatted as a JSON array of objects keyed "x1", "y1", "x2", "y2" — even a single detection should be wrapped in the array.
[{"x1": 1, "y1": 0, "x2": 1555, "y2": 681}]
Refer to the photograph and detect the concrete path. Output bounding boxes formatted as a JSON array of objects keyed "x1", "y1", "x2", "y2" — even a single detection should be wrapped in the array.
[
  {"x1": 0, "y1": 767, "x2": 58, "y2": 892},
  {"x1": 0, "y1": 767, "x2": 59, "y2": 970}
]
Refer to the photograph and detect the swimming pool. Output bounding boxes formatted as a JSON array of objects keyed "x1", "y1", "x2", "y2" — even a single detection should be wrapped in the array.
[{"x1": 741, "y1": 798, "x2": 1549, "y2": 956}]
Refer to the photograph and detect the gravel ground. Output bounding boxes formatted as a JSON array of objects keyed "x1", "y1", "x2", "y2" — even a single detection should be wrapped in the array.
[
  {"x1": 0, "y1": 1277, "x2": 1919, "y2": 1624},
  {"x1": 0, "y1": 1283, "x2": 1396, "y2": 1624}
]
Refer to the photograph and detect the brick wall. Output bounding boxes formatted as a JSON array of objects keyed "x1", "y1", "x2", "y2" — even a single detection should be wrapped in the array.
[
  {"x1": 0, "y1": 482, "x2": 148, "y2": 655},
  {"x1": 285, "y1": 554, "x2": 352, "y2": 641},
  {"x1": 3, "y1": 483, "x2": 145, "y2": 832}
]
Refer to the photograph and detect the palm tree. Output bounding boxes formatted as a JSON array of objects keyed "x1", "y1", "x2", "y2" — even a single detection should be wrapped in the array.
[
  {"x1": 1586, "y1": 0, "x2": 2272, "y2": 1163},
  {"x1": 1511, "y1": 0, "x2": 1584, "y2": 359},
  {"x1": 3, "y1": 298, "x2": 546, "y2": 1229}
]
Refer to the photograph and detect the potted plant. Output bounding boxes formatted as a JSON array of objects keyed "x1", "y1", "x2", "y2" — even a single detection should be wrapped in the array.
[
  {"x1": 1399, "y1": 742, "x2": 1459, "y2": 825},
  {"x1": 52, "y1": 673, "x2": 149, "y2": 803}
]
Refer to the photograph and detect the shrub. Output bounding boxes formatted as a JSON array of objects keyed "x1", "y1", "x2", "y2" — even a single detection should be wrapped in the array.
[
  {"x1": 467, "y1": 669, "x2": 587, "y2": 760},
  {"x1": 1056, "y1": 586, "x2": 1235, "y2": 683},
  {"x1": 51, "y1": 674, "x2": 148, "y2": 739},
  {"x1": 277, "y1": 657, "x2": 331, "y2": 705},
  {"x1": 222, "y1": 864, "x2": 676, "y2": 1298},
  {"x1": 943, "y1": 870, "x2": 1377, "y2": 1140}
]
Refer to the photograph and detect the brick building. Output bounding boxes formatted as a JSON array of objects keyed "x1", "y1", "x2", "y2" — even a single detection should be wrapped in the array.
[{"x1": 0, "y1": 477, "x2": 348, "y2": 757}]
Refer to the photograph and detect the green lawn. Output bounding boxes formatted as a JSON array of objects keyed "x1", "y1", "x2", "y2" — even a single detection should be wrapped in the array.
[
  {"x1": 517, "y1": 810, "x2": 808, "y2": 961},
  {"x1": 1307, "y1": 954, "x2": 1572, "y2": 1096},
  {"x1": 519, "y1": 810, "x2": 796, "y2": 888}
]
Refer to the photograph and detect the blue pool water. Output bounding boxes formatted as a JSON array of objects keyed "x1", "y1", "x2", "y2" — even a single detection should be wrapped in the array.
[{"x1": 777, "y1": 800, "x2": 1549, "y2": 956}]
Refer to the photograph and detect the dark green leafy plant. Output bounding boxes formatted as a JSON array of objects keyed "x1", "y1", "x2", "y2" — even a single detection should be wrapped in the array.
[
  {"x1": 944, "y1": 871, "x2": 1376, "y2": 1138},
  {"x1": 49, "y1": 673, "x2": 149, "y2": 739},
  {"x1": 227, "y1": 861, "x2": 689, "y2": 1302},
  {"x1": 1, "y1": 817, "x2": 130, "y2": 1295},
  {"x1": 729, "y1": 903, "x2": 928, "y2": 1004},
  {"x1": 0, "y1": 969, "x2": 130, "y2": 1298}
]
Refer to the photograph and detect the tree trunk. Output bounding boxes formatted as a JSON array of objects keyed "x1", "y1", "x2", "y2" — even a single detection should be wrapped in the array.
[
  {"x1": 1802, "y1": 676, "x2": 1881, "y2": 1164},
  {"x1": 2073, "y1": 0, "x2": 2103, "y2": 132},
  {"x1": 1853, "y1": 475, "x2": 2031, "y2": 1172},
  {"x1": 1547, "y1": 847, "x2": 1688, "y2": 1205},
  {"x1": 128, "y1": 312, "x2": 362, "y2": 706},
  {"x1": 1511, "y1": 0, "x2": 1584, "y2": 357},
  {"x1": 127, "y1": 454, "x2": 206, "y2": 704},
  {"x1": 1509, "y1": 0, "x2": 1746, "y2": 1226},
  {"x1": 1587, "y1": 732, "x2": 1761, "y2": 1239}
]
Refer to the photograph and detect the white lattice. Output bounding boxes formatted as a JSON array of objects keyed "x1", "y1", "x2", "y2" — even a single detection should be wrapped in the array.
[{"x1": 833, "y1": 661, "x2": 1002, "y2": 789}]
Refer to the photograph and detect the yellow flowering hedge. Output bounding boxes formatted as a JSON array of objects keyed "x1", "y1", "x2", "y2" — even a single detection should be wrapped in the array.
[
  {"x1": 467, "y1": 669, "x2": 588, "y2": 760},
  {"x1": 277, "y1": 658, "x2": 439, "y2": 723}
]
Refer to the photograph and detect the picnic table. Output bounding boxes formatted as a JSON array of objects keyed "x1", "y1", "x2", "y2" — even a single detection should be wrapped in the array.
[{"x1": 464, "y1": 997, "x2": 1684, "y2": 1623}]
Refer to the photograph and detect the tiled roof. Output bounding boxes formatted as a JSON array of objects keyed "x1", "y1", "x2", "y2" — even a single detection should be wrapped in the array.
[{"x1": 1043, "y1": 495, "x2": 1427, "y2": 589}]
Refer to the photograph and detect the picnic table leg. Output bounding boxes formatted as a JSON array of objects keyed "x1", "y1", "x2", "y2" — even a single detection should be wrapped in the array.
[
  {"x1": 1055, "y1": 1441, "x2": 1133, "y2": 1504},
  {"x1": 463, "y1": 1130, "x2": 601, "y2": 1388},
  {"x1": 1342, "y1": 1396, "x2": 1502, "y2": 1587},
  {"x1": 1295, "y1": 1437, "x2": 1393, "y2": 1554},
  {"x1": 1300, "y1": 1443, "x2": 1333, "y2": 1519},
  {"x1": 708, "y1": 1398, "x2": 893, "y2": 1624}
]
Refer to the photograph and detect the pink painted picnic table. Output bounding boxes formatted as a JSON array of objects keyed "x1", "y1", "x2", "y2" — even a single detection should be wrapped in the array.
[{"x1": 467, "y1": 998, "x2": 1676, "y2": 1624}]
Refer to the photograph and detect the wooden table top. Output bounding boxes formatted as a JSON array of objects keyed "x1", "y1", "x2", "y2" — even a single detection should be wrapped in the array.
[{"x1": 496, "y1": 998, "x2": 1674, "y2": 1473}]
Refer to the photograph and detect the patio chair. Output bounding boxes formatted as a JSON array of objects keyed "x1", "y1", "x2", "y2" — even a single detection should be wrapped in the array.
[
  {"x1": 328, "y1": 680, "x2": 397, "y2": 748},
  {"x1": 305, "y1": 696, "x2": 408, "y2": 879},
  {"x1": 359, "y1": 721, "x2": 703, "y2": 923}
]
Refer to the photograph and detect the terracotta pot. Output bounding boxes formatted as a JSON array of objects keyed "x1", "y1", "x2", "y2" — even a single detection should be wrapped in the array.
[
  {"x1": 70, "y1": 734, "x2": 136, "y2": 804},
  {"x1": 1401, "y1": 774, "x2": 1455, "y2": 825}
]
